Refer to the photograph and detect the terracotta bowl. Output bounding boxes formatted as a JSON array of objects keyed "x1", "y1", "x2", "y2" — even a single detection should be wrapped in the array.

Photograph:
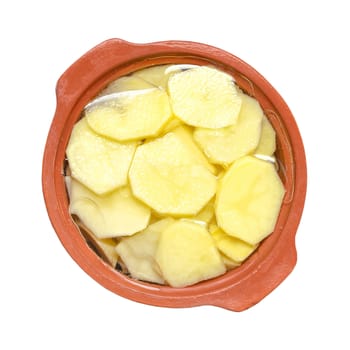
[{"x1": 42, "y1": 39, "x2": 307, "y2": 311}]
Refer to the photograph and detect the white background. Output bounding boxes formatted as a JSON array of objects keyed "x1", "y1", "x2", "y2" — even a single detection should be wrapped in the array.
[{"x1": 1, "y1": 1, "x2": 349, "y2": 349}]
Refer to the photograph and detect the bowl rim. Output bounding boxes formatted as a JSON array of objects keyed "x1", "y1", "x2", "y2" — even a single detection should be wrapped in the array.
[{"x1": 42, "y1": 38, "x2": 307, "y2": 312}]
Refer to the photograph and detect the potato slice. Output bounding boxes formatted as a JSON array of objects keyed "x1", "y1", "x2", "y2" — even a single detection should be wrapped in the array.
[
  {"x1": 155, "y1": 220, "x2": 226, "y2": 287},
  {"x1": 172, "y1": 126, "x2": 217, "y2": 174},
  {"x1": 86, "y1": 88, "x2": 172, "y2": 141},
  {"x1": 220, "y1": 254, "x2": 240, "y2": 270},
  {"x1": 189, "y1": 198, "x2": 215, "y2": 224},
  {"x1": 168, "y1": 66, "x2": 242, "y2": 128},
  {"x1": 132, "y1": 64, "x2": 172, "y2": 90},
  {"x1": 132, "y1": 64, "x2": 197, "y2": 90},
  {"x1": 193, "y1": 93, "x2": 263, "y2": 165},
  {"x1": 129, "y1": 128, "x2": 217, "y2": 216},
  {"x1": 254, "y1": 116, "x2": 276, "y2": 156},
  {"x1": 66, "y1": 177, "x2": 150, "y2": 238},
  {"x1": 66, "y1": 117, "x2": 136, "y2": 195},
  {"x1": 99, "y1": 75, "x2": 155, "y2": 95},
  {"x1": 215, "y1": 156, "x2": 285, "y2": 245},
  {"x1": 116, "y1": 218, "x2": 174, "y2": 284},
  {"x1": 210, "y1": 225, "x2": 257, "y2": 263},
  {"x1": 74, "y1": 217, "x2": 119, "y2": 267},
  {"x1": 160, "y1": 116, "x2": 184, "y2": 134}
]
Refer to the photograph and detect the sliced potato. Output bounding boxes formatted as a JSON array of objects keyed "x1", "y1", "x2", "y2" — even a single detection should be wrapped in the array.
[
  {"x1": 189, "y1": 198, "x2": 215, "y2": 224},
  {"x1": 215, "y1": 156, "x2": 285, "y2": 245},
  {"x1": 172, "y1": 126, "x2": 217, "y2": 174},
  {"x1": 254, "y1": 116, "x2": 276, "y2": 156},
  {"x1": 116, "y1": 218, "x2": 174, "y2": 284},
  {"x1": 99, "y1": 75, "x2": 155, "y2": 95},
  {"x1": 220, "y1": 254, "x2": 240, "y2": 270},
  {"x1": 129, "y1": 128, "x2": 217, "y2": 216},
  {"x1": 168, "y1": 66, "x2": 242, "y2": 128},
  {"x1": 66, "y1": 117, "x2": 136, "y2": 195},
  {"x1": 155, "y1": 220, "x2": 226, "y2": 287},
  {"x1": 74, "y1": 218, "x2": 119, "y2": 267},
  {"x1": 133, "y1": 64, "x2": 197, "y2": 90},
  {"x1": 86, "y1": 88, "x2": 172, "y2": 141},
  {"x1": 160, "y1": 116, "x2": 184, "y2": 134},
  {"x1": 132, "y1": 64, "x2": 173, "y2": 90},
  {"x1": 193, "y1": 93, "x2": 263, "y2": 165},
  {"x1": 210, "y1": 225, "x2": 257, "y2": 263},
  {"x1": 67, "y1": 177, "x2": 150, "y2": 238}
]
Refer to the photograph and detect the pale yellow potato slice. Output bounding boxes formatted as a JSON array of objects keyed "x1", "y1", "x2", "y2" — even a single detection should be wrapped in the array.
[
  {"x1": 129, "y1": 129, "x2": 217, "y2": 216},
  {"x1": 193, "y1": 93, "x2": 263, "y2": 165},
  {"x1": 132, "y1": 64, "x2": 197, "y2": 90},
  {"x1": 66, "y1": 117, "x2": 136, "y2": 195},
  {"x1": 254, "y1": 115, "x2": 276, "y2": 156},
  {"x1": 91, "y1": 238, "x2": 119, "y2": 267},
  {"x1": 220, "y1": 254, "x2": 240, "y2": 270},
  {"x1": 116, "y1": 218, "x2": 174, "y2": 284},
  {"x1": 155, "y1": 220, "x2": 226, "y2": 287},
  {"x1": 215, "y1": 156, "x2": 285, "y2": 245},
  {"x1": 74, "y1": 218, "x2": 119, "y2": 267},
  {"x1": 209, "y1": 225, "x2": 257, "y2": 263},
  {"x1": 168, "y1": 66, "x2": 242, "y2": 128},
  {"x1": 86, "y1": 88, "x2": 172, "y2": 141},
  {"x1": 99, "y1": 75, "x2": 155, "y2": 95},
  {"x1": 172, "y1": 126, "x2": 217, "y2": 174},
  {"x1": 160, "y1": 116, "x2": 184, "y2": 134},
  {"x1": 132, "y1": 64, "x2": 172, "y2": 90},
  {"x1": 66, "y1": 177, "x2": 150, "y2": 239},
  {"x1": 189, "y1": 198, "x2": 215, "y2": 224}
]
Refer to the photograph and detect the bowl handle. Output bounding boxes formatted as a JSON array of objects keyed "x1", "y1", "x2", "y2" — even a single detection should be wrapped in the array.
[
  {"x1": 210, "y1": 235, "x2": 297, "y2": 311},
  {"x1": 55, "y1": 39, "x2": 145, "y2": 108}
]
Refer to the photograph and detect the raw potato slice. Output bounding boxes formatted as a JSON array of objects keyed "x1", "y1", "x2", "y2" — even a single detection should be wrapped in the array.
[
  {"x1": 168, "y1": 66, "x2": 242, "y2": 128},
  {"x1": 189, "y1": 198, "x2": 215, "y2": 224},
  {"x1": 193, "y1": 93, "x2": 263, "y2": 165},
  {"x1": 86, "y1": 88, "x2": 172, "y2": 141},
  {"x1": 210, "y1": 225, "x2": 257, "y2": 263},
  {"x1": 172, "y1": 126, "x2": 217, "y2": 174},
  {"x1": 254, "y1": 116, "x2": 276, "y2": 156},
  {"x1": 221, "y1": 254, "x2": 240, "y2": 270},
  {"x1": 88, "y1": 237, "x2": 119, "y2": 267},
  {"x1": 129, "y1": 129, "x2": 217, "y2": 216},
  {"x1": 155, "y1": 220, "x2": 226, "y2": 287},
  {"x1": 66, "y1": 117, "x2": 136, "y2": 195},
  {"x1": 67, "y1": 177, "x2": 150, "y2": 238},
  {"x1": 99, "y1": 75, "x2": 155, "y2": 95},
  {"x1": 74, "y1": 218, "x2": 119, "y2": 267},
  {"x1": 132, "y1": 64, "x2": 172, "y2": 90},
  {"x1": 116, "y1": 218, "x2": 174, "y2": 284},
  {"x1": 133, "y1": 64, "x2": 197, "y2": 90},
  {"x1": 215, "y1": 156, "x2": 285, "y2": 245},
  {"x1": 161, "y1": 116, "x2": 184, "y2": 134},
  {"x1": 165, "y1": 64, "x2": 199, "y2": 73}
]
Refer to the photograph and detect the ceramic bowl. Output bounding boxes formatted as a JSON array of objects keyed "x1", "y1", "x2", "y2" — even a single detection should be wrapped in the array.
[{"x1": 42, "y1": 39, "x2": 307, "y2": 311}]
